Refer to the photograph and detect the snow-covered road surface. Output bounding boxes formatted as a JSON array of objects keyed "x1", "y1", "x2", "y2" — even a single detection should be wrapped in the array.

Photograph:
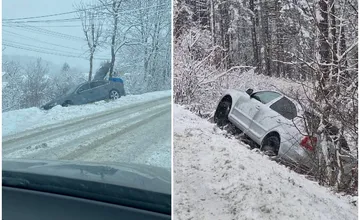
[
  {"x1": 174, "y1": 105, "x2": 357, "y2": 220},
  {"x1": 3, "y1": 91, "x2": 171, "y2": 170}
]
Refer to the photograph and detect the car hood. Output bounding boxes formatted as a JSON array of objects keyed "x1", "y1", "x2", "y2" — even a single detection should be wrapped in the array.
[
  {"x1": 3, "y1": 158, "x2": 170, "y2": 193},
  {"x1": 3, "y1": 159, "x2": 171, "y2": 214}
]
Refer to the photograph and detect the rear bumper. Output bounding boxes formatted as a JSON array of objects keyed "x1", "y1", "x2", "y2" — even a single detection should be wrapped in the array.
[{"x1": 279, "y1": 142, "x2": 315, "y2": 168}]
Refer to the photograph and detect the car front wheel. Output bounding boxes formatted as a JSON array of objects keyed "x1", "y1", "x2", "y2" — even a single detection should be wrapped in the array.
[
  {"x1": 109, "y1": 90, "x2": 120, "y2": 100},
  {"x1": 214, "y1": 101, "x2": 231, "y2": 127},
  {"x1": 61, "y1": 100, "x2": 72, "y2": 107}
]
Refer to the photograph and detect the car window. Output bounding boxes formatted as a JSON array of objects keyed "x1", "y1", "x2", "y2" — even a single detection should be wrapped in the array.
[
  {"x1": 77, "y1": 83, "x2": 90, "y2": 93},
  {"x1": 90, "y1": 81, "x2": 107, "y2": 88},
  {"x1": 270, "y1": 97, "x2": 297, "y2": 120},
  {"x1": 251, "y1": 91, "x2": 281, "y2": 104}
]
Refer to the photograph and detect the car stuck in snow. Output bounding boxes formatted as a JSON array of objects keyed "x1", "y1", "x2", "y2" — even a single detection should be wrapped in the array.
[
  {"x1": 41, "y1": 79, "x2": 126, "y2": 110},
  {"x1": 41, "y1": 63, "x2": 125, "y2": 110},
  {"x1": 213, "y1": 88, "x2": 353, "y2": 171}
]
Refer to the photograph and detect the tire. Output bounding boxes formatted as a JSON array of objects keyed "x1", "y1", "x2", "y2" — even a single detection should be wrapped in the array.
[
  {"x1": 261, "y1": 135, "x2": 280, "y2": 156},
  {"x1": 109, "y1": 90, "x2": 120, "y2": 100},
  {"x1": 61, "y1": 100, "x2": 72, "y2": 107},
  {"x1": 214, "y1": 101, "x2": 231, "y2": 127}
]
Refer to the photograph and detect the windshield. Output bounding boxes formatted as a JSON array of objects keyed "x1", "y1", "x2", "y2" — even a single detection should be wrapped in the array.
[{"x1": 2, "y1": 0, "x2": 172, "y2": 198}]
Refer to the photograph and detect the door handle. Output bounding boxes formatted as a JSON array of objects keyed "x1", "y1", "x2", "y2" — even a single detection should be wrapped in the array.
[
  {"x1": 255, "y1": 106, "x2": 260, "y2": 110},
  {"x1": 276, "y1": 119, "x2": 281, "y2": 123}
]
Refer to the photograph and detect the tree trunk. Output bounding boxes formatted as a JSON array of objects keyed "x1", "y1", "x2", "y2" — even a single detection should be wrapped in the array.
[
  {"x1": 209, "y1": 0, "x2": 216, "y2": 45},
  {"x1": 89, "y1": 23, "x2": 95, "y2": 81},
  {"x1": 318, "y1": 0, "x2": 330, "y2": 96},
  {"x1": 275, "y1": 0, "x2": 283, "y2": 78},
  {"x1": 219, "y1": 1, "x2": 231, "y2": 68},
  {"x1": 109, "y1": 1, "x2": 119, "y2": 78},
  {"x1": 89, "y1": 52, "x2": 93, "y2": 81},
  {"x1": 263, "y1": 0, "x2": 271, "y2": 76},
  {"x1": 250, "y1": 0, "x2": 259, "y2": 70}
]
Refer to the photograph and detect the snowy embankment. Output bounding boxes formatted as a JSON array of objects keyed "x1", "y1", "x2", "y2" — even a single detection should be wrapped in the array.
[
  {"x1": 3, "y1": 90, "x2": 170, "y2": 137},
  {"x1": 174, "y1": 105, "x2": 357, "y2": 220}
]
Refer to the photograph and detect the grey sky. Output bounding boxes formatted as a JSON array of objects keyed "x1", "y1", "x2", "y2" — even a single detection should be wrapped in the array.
[{"x1": 3, "y1": 0, "x2": 109, "y2": 71}]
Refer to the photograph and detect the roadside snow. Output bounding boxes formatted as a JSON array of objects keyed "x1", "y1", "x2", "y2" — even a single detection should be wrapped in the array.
[
  {"x1": 174, "y1": 104, "x2": 357, "y2": 220},
  {"x1": 3, "y1": 90, "x2": 170, "y2": 137}
]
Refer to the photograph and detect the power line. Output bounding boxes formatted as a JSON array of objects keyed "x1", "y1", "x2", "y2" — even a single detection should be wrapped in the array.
[
  {"x1": 3, "y1": 39, "x2": 84, "y2": 56},
  {"x1": 3, "y1": 8, "x2": 170, "y2": 28},
  {"x1": 5, "y1": 18, "x2": 81, "y2": 24},
  {"x1": 3, "y1": 24, "x2": 85, "y2": 42},
  {"x1": 3, "y1": 30, "x2": 83, "y2": 51},
  {"x1": 3, "y1": 4, "x2": 169, "y2": 24},
  {"x1": 4, "y1": 24, "x2": 90, "y2": 28},
  {"x1": 2, "y1": 3, "x2": 114, "y2": 21},
  {"x1": 3, "y1": 43, "x2": 86, "y2": 59},
  {"x1": 3, "y1": 43, "x2": 110, "y2": 61}
]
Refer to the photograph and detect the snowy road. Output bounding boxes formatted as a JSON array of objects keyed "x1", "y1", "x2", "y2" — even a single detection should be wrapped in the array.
[
  {"x1": 173, "y1": 105, "x2": 357, "y2": 220},
  {"x1": 3, "y1": 92, "x2": 171, "y2": 169}
]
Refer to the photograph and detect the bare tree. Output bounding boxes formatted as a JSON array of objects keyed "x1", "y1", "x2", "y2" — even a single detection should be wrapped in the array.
[
  {"x1": 76, "y1": 1, "x2": 104, "y2": 81},
  {"x1": 22, "y1": 58, "x2": 50, "y2": 108},
  {"x1": 61, "y1": 62, "x2": 70, "y2": 73},
  {"x1": 99, "y1": 0, "x2": 133, "y2": 78},
  {"x1": 2, "y1": 61, "x2": 23, "y2": 111},
  {"x1": 3, "y1": 60, "x2": 22, "y2": 77}
]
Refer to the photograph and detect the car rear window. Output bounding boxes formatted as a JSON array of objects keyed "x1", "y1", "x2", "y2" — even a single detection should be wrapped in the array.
[{"x1": 270, "y1": 97, "x2": 297, "y2": 120}]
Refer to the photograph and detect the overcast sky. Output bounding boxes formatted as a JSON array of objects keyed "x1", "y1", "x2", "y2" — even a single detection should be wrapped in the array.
[{"x1": 3, "y1": 0, "x2": 109, "y2": 71}]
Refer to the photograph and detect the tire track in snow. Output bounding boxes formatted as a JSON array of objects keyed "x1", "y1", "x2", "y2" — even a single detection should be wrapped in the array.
[
  {"x1": 3, "y1": 97, "x2": 170, "y2": 156},
  {"x1": 59, "y1": 105, "x2": 170, "y2": 160},
  {"x1": 76, "y1": 109, "x2": 171, "y2": 168}
]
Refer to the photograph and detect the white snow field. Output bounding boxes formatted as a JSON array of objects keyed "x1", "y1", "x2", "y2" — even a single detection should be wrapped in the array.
[
  {"x1": 173, "y1": 104, "x2": 357, "y2": 220},
  {"x1": 2, "y1": 90, "x2": 171, "y2": 170}
]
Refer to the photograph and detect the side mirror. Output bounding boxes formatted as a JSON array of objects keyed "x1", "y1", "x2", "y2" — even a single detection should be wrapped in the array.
[{"x1": 246, "y1": 89, "x2": 253, "y2": 96}]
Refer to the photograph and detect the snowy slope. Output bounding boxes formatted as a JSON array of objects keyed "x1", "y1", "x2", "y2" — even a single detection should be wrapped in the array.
[
  {"x1": 174, "y1": 104, "x2": 357, "y2": 220},
  {"x1": 3, "y1": 90, "x2": 170, "y2": 137}
]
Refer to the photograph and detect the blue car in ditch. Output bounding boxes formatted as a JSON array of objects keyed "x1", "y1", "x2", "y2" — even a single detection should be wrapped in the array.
[{"x1": 41, "y1": 78, "x2": 125, "y2": 110}]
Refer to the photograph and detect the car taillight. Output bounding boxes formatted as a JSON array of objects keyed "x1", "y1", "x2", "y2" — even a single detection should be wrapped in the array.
[{"x1": 300, "y1": 136, "x2": 317, "y2": 151}]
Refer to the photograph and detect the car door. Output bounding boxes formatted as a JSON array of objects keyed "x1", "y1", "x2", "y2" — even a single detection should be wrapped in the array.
[
  {"x1": 231, "y1": 91, "x2": 282, "y2": 132},
  {"x1": 75, "y1": 83, "x2": 92, "y2": 104},
  {"x1": 249, "y1": 96, "x2": 298, "y2": 141},
  {"x1": 90, "y1": 80, "x2": 110, "y2": 101}
]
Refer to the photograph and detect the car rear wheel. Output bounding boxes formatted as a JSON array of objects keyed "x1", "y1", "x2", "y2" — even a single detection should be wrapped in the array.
[
  {"x1": 214, "y1": 101, "x2": 231, "y2": 127},
  {"x1": 109, "y1": 90, "x2": 120, "y2": 100},
  {"x1": 62, "y1": 100, "x2": 72, "y2": 107},
  {"x1": 261, "y1": 135, "x2": 280, "y2": 156}
]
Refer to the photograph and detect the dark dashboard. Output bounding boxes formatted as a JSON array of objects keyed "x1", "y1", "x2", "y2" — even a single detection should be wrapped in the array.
[{"x1": 3, "y1": 159, "x2": 171, "y2": 220}]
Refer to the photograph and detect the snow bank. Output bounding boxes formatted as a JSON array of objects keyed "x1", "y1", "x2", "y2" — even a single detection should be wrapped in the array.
[
  {"x1": 174, "y1": 104, "x2": 357, "y2": 220},
  {"x1": 3, "y1": 90, "x2": 170, "y2": 137}
]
